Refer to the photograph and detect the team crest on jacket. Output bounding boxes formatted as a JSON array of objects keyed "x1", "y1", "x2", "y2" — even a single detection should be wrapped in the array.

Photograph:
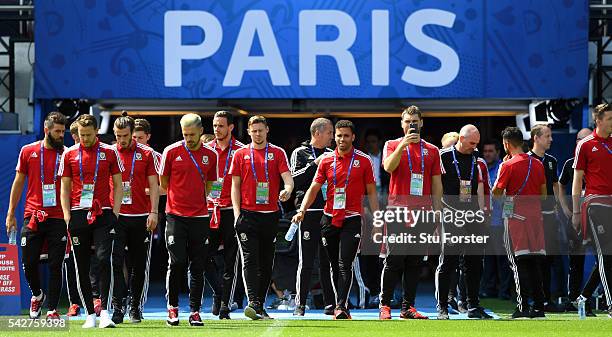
[
  {"x1": 267, "y1": 153, "x2": 274, "y2": 160},
  {"x1": 21, "y1": 237, "x2": 27, "y2": 246},
  {"x1": 135, "y1": 153, "x2": 142, "y2": 160},
  {"x1": 303, "y1": 231, "x2": 310, "y2": 241},
  {"x1": 548, "y1": 162, "x2": 553, "y2": 170},
  {"x1": 99, "y1": 152, "x2": 106, "y2": 160},
  {"x1": 423, "y1": 148, "x2": 429, "y2": 156},
  {"x1": 353, "y1": 160, "x2": 360, "y2": 167},
  {"x1": 72, "y1": 237, "x2": 80, "y2": 246},
  {"x1": 168, "y1": 235, "x2": 175, "y2": 245},
  {"x1": 240, "y1": 233, "x2": 248, "y2": 242},
  {"x1": 202, "y1": 156, "x2": 209, "y2": 164}
]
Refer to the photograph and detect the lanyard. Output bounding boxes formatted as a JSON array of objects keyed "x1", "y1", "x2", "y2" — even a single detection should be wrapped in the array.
[
  {"x1": 250, "y1": 143, "x2": 269, "y2": 183},
  {"x1": 600, "y1": 140, "x2": 612, "y2": 155},
  {"x1": 451, "y1": 146, "x2": 475, "y2": 182},
  {"x1": 40, "y1": 141, "x2": 59, "y2": 185},
  {"x1": 310, "y1": 144, "x2": 317, "y2": 159},
  {"x1": 216, "y1": 139, "x2": 233, "y2": 177},
  {"x1": 529, "y1": 151, "x2": 546, "y2": 164},
  {"x1": 406, "y1": 140, "x2": 425, "y2": 174},
  {"x1": 127, "y1": 147, "x2": 137, "y2": 184},
  {"x1": 514, "y1": 156, "x2": 533, "y2": 197},
  {"x1": 333, "y1": 149, "x2": 356, "y2": 188},
  {"x1": 79, "y1": 144, "x2": 100, "y2": 184},
  {"x1": 183, "y1": 141, "x2": 205, "y2": 183}
]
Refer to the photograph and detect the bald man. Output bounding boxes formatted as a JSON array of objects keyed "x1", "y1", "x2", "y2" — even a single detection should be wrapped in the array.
[
  {"x1": 436, "y1": 124, "x2": 490, "y2": 319},
  {"x1": 558, "y1": 128, "x2": 598, "y2": 314}
]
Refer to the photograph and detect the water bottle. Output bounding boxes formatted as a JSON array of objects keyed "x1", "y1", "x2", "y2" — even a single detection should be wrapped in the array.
[
  {"x1": 285, "y1": 222, "x2": 299, "y2": 241},
  {"x1": 577, "y1": 295, "x2": 586, "y2": 320},
  {"x1": 8, "y1": 228, "x2": 17, "y2": 245}
]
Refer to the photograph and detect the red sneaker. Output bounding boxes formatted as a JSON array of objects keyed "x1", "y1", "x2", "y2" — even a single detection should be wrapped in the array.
[
  {"x1": 29, "y1": 292, "x2": 45, "y2": 319},
  {"x1": 189, "y1": 311, "x2": 203, "y2": 326},
  {"x1": 67, "y1": 304, "x2": 80, "y2": 317},
  {"x1": 167, "y1": 307, "x2": 179, "y2": 326},
  {"x1": 46, "y1": 310, "x2": 61, "y2": 320},
  {"x1": 93, "y1": 298, "x2": 102, "y2": 317},
  {"x1": 379, "y1": 305, "x2": 392, "y2": 320},
  {"x1": 400, "y1": 306, "x2": 428, "y2": 319}
]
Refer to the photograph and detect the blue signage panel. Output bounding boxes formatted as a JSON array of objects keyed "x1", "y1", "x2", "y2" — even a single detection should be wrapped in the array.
[{"x1": 35, "y1": 0, "x2": 588, "y2": 99}]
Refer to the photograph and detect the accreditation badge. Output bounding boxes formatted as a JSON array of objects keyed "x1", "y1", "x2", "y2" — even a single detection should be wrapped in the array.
[
  {"x1": 410, "y1": 173, "x2": 424, "y2": 196},
  {"x1": 256, "y1": 182, "x2": 269, "y2": 205},
  {"x1": 80, "y1": 184, "x2": 95, "y2": 208},
  {"x1": 459, "y1": 180, "x2": 472, "y2": 202},
  {"x1": 121, "y1": 181, "x2": 132, "y2": 205},
  {"x1": 333, "y1": 187, "x2": 346, "y2": 210},
  {"x1": 42, "y1": 184, "x2": 57, "y2": 207}
]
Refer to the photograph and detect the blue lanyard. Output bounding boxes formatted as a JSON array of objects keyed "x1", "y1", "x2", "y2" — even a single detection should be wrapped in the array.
[
  {"x1": 127, "y1": 147, "x2": 137, "y2": 183},
  {"x1": 310, "y1": 144, "x2": 317, "y2": 159},
  {"x1": 514, "y1": 156, "x2": 533, "y2": 197},
  {"x1": 79, "y1": 144, "x2": 100, "y2": 184},
  {"x1": 333, "y1": 149, "x2": 356, "y2": 188},
  {"x1": 40, "y1": 141, "x2": 59, "y2": 185},
  {"x1": 216, "y1": 139, "x2": 233, "y2": 177},
  {"x1": 451, "y1": 146, "x2": 475, "y2": 182},
  {"x1": 406, "y1": 140, "x2": 424, "y2": 174},
  {"x1": 600, "y1": 140, "x2": 612, "y2": 155},
  {"x1": 250, "y1": 143, "x2": 269, "y2": 182},
  {"x1": 183, "y1": 141, "x2": 205, "y2": 182}
]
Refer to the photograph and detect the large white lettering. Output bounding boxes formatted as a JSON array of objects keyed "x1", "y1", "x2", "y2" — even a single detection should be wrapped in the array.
[
  {"x1": 164, "y1": 11, "x2": 222, "y2": 87},
  {"x1": 223, "y1": 10, "x2": 290, "y2": 86}
]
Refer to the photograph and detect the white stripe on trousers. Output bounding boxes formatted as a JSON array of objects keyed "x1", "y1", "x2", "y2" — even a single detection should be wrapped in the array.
[
  {"x1": 587, "y1": 204, "x2": 612, "y2": 306},
  {"x1": 503, "y1": 218, "x2": 524, "y2": 311},
  {"x1": 107, "y1": 235, "x2": 115, "y2": 311},
  {"x1": 353, "y1": 256, "x2": 367, "y2": 308},
  {"x1": 228, "y1": 247, "x2": 240, "y2": 305},
  {"x1": 70, "y1": 237, "x2": 91, "y2": 315},
  {"x1": 139, "y1": 231, "x2": 154, "y2": 312},
  {"x1": 435, "y1": 221, "x2": 446, "y2": 308},
  {"x1": 295, "y1": 224, "x2": 304, "y2": 306}
]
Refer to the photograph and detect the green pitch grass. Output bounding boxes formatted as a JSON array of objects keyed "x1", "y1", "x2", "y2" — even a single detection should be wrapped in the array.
[{"x1": 8, "y1": 299, "x2": 612, "y2": 337}]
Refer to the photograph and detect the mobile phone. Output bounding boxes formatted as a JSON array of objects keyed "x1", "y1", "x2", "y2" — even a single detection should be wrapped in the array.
[{"x1": 409, "y1": 122, "x2": 419, "y2": 134}]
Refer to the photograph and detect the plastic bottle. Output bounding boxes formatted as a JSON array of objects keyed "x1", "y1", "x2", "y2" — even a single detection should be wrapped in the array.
[
  {"x1": 8, "y1": 228, "x2": 17, "y2": 245},
  {"x1": 285, "y1": 222, "x2": 299, "y2": 241},
  {"x1": 577, "y1": 295, "x2": 586, "y2": 320}
]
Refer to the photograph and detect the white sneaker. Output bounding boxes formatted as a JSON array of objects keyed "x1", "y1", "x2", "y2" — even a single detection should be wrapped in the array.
[
  {"x1": 99, "y1": 310, "x2": 116, "y2": 328},
  {"x1": 29, "y1": 291, "x2": 45, "y2": 319},
  {"x1": 82, "y1": 313, "x2": 96, "y2": 329}
]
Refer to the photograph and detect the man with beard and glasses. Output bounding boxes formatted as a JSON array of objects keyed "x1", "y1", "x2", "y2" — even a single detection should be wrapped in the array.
[{"x1": 6, "y1": 112, "x2": 68, "y2": 320}]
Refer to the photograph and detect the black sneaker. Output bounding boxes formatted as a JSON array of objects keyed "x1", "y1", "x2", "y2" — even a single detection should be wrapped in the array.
[
  {"x1": 219, "y1": 305, "x2": 231, "y2": 320},
  {"x1": 293, "y1": 305, "x2": 305, "y2": 316},
  {"x1": 189, "y1": 311, "x2": 204, "y2": 326},
  {"x1": 585, "y1": 299, "x2": 596, "y2": 317},
  {"x1": 212, "y1": 296, "x2": 221, "y2": 316},
  {"x1": 324, "y1": 305, "x2": 334, "y2": 316},
  {"x1": 129, "y1": 309, "x2": 142, "y2": 323},
  {"x1": 564, "y1": 301, "x2": 578, "y2": 312},
  {"x1": 511, "y1": 307, "x2": 530, "y2": 319},
  {"x1": 448, "y1": 298, "x2": 459, "y2": 315},
  {"x1": 111, "y1": 310, "x2": 124, "y2": 324},
  {"x1": 543, "y1": 302, "x2": 564, "y2": 313},
  {"x1": 261, "y1": 308, "x2": 274, "y2": 320},
  {"x1": 437, "y1": 308, "x2": 449, "y2": 320},
  {"x1": 244, "y1": 302, "x2": 263, "y2": 320},
  {"x1": 468, "y1": 307, "x2": 493, "y2": 319},
  {"x1": 529, "y1": 308, "x2": 546, "y2": 319},
  {"x1": 333, "y1": 306, "x2": 350, "y2": 320},
  {"x1": 457, "y1": 301, "x2": 468, "y2": 314}
]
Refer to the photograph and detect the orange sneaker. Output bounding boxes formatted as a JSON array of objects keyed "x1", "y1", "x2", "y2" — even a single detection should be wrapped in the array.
[
  {"x1": 93, "y1": 298, "x2": 102, "y2": 317},
  {"x1": 400, "y1": 306, "x2": 428, "y2": 319},
  {"x1": 67, "y1": 304, "x2": 80, "y2": 317},
  {"x1": 379, "y1": 305, "x2": 392, "y2": 320}
]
